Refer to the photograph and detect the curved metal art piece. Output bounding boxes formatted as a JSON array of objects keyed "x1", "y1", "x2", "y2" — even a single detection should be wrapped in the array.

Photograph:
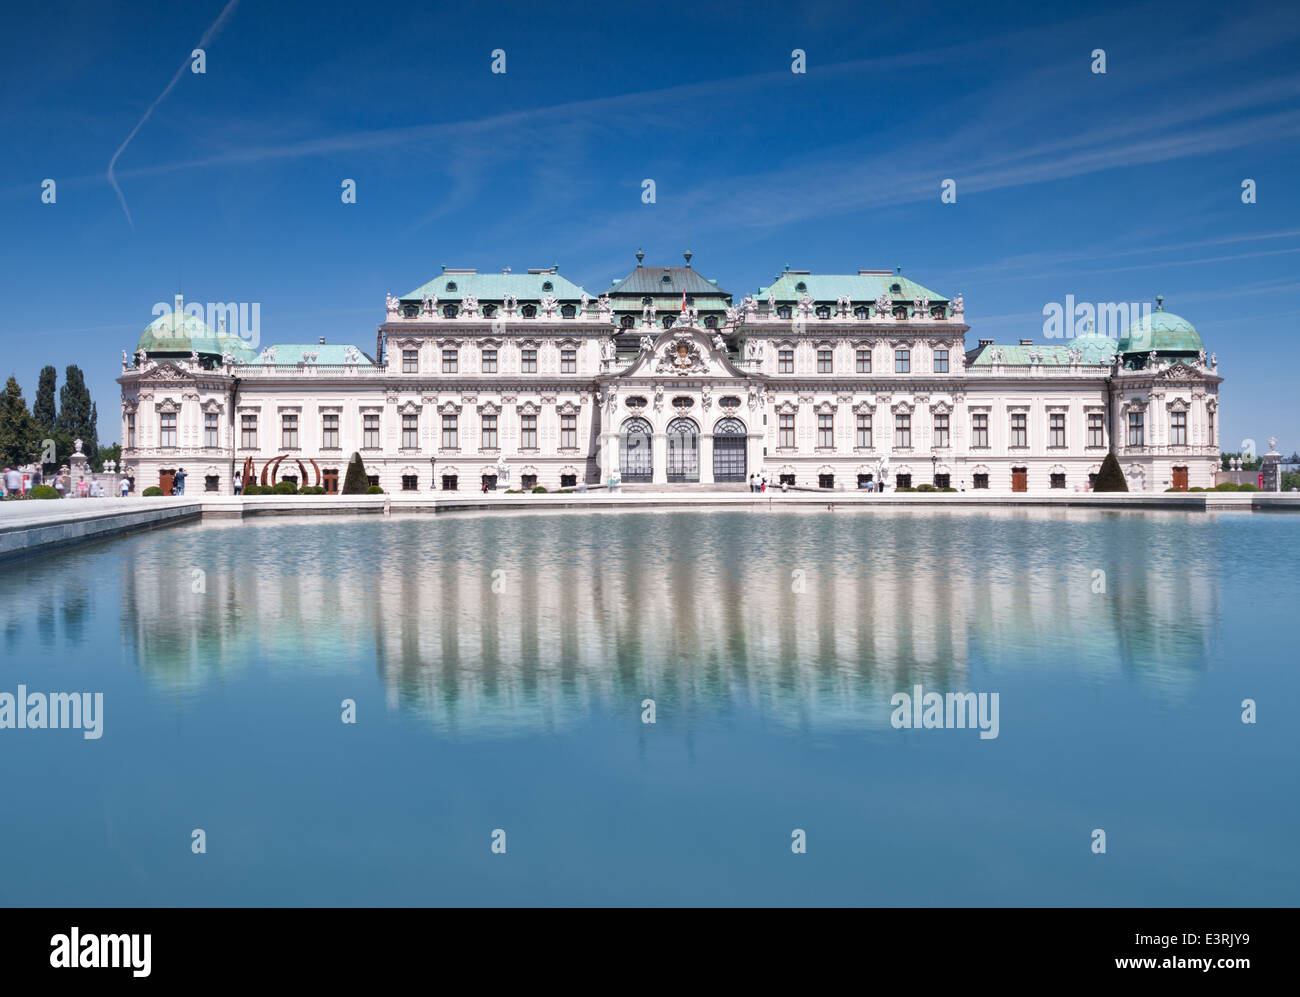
[{"x1": 258, "y1": 454, "x2": 320, "y2": 488}]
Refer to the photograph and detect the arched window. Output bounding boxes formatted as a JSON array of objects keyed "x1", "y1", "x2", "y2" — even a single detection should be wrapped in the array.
[
  {"x1": 642, "y1": 296, "x2": 653, "y2": 305},
  {"x1": 777, "y1": 305, "x2": 792, "y2": 319},
  {"x1": 481, "y1": 304, "x2": 496, "y2": 318},
  {"x1": 620, "y1": 417, "x2": 653, "y2": 482},
  {"x1": 403, "y1": 305, "x2": 417, "y2": 318},
  {"x1": 795, "y1": 281, "x2": 807, "y2": 293},
  {"x1": 671, "y1": 396, "x2": 694, "y2": 410},
  {"x1": 625, "y1": 396, "x2": 648, "y2": 409},
  {"x1": 666, "y1": 417, "x2": 699, "y2": 482},
  {"x1": 890, "y1": 282, "x2": 901, "y2": 294}
]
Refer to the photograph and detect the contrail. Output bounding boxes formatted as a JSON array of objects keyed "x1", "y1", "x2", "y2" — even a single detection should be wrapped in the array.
[{"x1": 107, "y1": 0, "x2": 240, "y2": 228}]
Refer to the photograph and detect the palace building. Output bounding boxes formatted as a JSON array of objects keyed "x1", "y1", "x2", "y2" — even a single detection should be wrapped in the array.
[{"x1": 118, "y1": 254, "x2": 1222, "y2": 495}]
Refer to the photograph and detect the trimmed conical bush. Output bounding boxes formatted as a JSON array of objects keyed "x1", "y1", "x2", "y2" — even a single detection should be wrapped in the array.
[
  {"x1": 1093, "y1": 451, "x2": 1128, "y2": 492},
  {"x1": 342, "y1": 452, "x2": 369, "y2": 494}
]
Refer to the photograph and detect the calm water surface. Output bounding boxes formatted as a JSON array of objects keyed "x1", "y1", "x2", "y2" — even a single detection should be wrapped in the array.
[{"x1": 1, "y1": 508, "x2": 1297, "y2": 906}]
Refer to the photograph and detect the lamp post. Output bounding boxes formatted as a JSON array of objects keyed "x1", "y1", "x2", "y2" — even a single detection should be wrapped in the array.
[{"x1": 931, "y1": 453, "x2": 937, "y2": 487}]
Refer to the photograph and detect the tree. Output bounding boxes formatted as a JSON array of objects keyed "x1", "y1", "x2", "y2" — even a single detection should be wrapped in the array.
[
  {"x1": 0, "y1": 376, "x2": 40, "y2": 467},
  {"x1": 55, "y1": 364, "x2": 97, "y2": 466},
  {"x1": 342, "y1": 452, "x2": 368, "y2": 494},
  {"x1": 32, "y1": 365, "x2": 56, "y2": 435},
  {"x1": 1093, "y1": 451, "x2": 1128, "y2": 492}
]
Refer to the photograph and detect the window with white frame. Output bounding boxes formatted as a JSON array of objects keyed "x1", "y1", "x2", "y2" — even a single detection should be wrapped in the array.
[
  {"x1": 1049, "y1": 412, "x2": 1065, "y2": 448},
  {"x1": 204, "y1": 412, "x2": 218, "y2": 448},
  {"x1": 401, "y1": 414, "x2": 418, "y2": 449},
  {"x1": 817, "y1": 413, "x2": 834, "y2": 448},
  {"x1": 934, "y1": 413, "x2": 949, "y2": 448}
]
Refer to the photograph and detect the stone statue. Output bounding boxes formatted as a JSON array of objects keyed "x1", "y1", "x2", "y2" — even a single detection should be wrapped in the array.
[
  {"x1": 1210, "y1": 352, "x2": 1217, "y2": 366},
  {"x1": 189, "y1": 348, "x2": 200, "y2": 365},
  {"x1": 745, "y1": 338, "x2": 763, "y2": 361},
  {"x1": 642, "y1": 301, "x2": 656, "y2": 326},
  {"x1": 74, "y1": 438, "x2": 83, "y2": 454},
  {"x1": 797, "y1": 294, "x2": 813, "y2": 318},
  {"x1": 712, "y1": 333, "x2": 726, "y2": 352},
  {"x1": 121, "y1": 349, "x2": 129, "y2": 371},
  {"x1": 837, "y1": 295, "x2": 851, "y2": 317},
  {"x1": 742, "y1": 295, "x2": 757, "y2": 319},
  {"x1": 952, "y1": 294, "x2": 964, "y2": 318},
  {"x1": 503, "y1": 293, "x2": 518, "y2": 315},
  {"x1": 421, "y1": 293, "x2": 435, "y2": 315},
  {"x1": 875, "y1": 294, "x2": 892, "y2": 318},
  {"x1": 639, "y1": 334, "x2": 654, "y2": 353},
  {"x1": 767, "y1": 291, "x2": 776, "y2": 314},
  {"x1": 597, "y1": 293, "x2": 612, "y2": 321},
  {"x1": 462, "y1": 295, "x2": 479, "y2": 317},
  {"x1": 136, "y1": 348, "x2": 148, "y2": 366},
  {"x1": 580, "y1": 292, "x2": 590, "y2": 316},
  {"x1": 1269, "y1": 437, "x2": 1279, "y2": 452},
  {"x1": 385, "y1": 293, "x2": 400, "y2": 316},
  {"x1": 915, "y1": 298, "x2": 926, "y2": 320},
  {"x1": 540, "y1": 294, "x2": 558, "y2": 317},
  {"x1": 1198, "y1": 349, "x2": 1207, "y2": 366},
  {"x1": 1147, "y1": 351, "x2": 1158, "y2": 368},
  {"x1": 725, "y1": 305, "x2": 739, "y2": 325},
  {"x1": 496, "y1": 452, "x2": 509, "y2": 483}
]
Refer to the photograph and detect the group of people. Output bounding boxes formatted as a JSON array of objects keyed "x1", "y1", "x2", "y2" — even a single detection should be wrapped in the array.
[
  {"x1": 1, "y1": 463, "x2": 132, "y2": 499},
  {"x1": 748, "y1": 472, "x2": 787, "y2": 492}
]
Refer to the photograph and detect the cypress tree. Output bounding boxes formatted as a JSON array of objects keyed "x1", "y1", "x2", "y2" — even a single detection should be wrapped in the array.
[
  {"x1": 0, "y1": 376, "x2": 40, "y2": 467},
  {"x1": 55, "y1": 365, "x2": 97, "y2": 464},
  {"x1": 1093, "y1": 451, "x2": 1128, "y2": 492},
  {"x1": 342, "y1": 452, "x2": 368, "y2": 494},
  {"x1": 32, "y1": 365, "x2": 57, "y2": 435}
]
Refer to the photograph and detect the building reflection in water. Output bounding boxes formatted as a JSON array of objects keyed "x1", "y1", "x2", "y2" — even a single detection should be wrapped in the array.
[{"x1": 113, "y1": 508, "x2": 1220, "y2": 733}]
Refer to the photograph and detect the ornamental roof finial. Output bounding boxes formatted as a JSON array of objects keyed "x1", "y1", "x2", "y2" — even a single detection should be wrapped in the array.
[
  {"x1": 635, "y1": 248, "x2": 645, "y2": 264},
  {"x1": 684, "y1": 250, "x2": 692, "y2": 267},
  {"x1": 1155, "y1": 293, "x2": 1164, "y2": 311}
]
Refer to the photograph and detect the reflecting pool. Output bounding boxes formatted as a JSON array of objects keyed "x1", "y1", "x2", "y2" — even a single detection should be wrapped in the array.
[{"x1": 1, "y1": 508, "x2": 1296, "y2": 905}]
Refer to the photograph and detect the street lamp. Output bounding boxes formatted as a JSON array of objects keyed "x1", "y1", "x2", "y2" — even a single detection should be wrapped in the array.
[{"x1": 931, "y1": 453, "x2": 937, "y2": 486}]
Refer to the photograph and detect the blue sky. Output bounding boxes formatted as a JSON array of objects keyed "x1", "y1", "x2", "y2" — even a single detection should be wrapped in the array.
[{"x1": 2, "y1": 0, "x2": 1298, "y2": 451}]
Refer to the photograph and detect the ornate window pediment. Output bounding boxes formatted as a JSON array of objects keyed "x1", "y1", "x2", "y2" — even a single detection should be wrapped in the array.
[
  {"x1": 438, "y1": 401, "x2": 462, "y2": 415},
  {"x1": 516, "y1": 400, "x2": 540, "y2": 416},
  {"x1": 929, "y1": 400, "x2": 952, "y2": 415},
  {"x1": 815, "y1": 400, "x2": 837, "y2": 415},
  {"x1": 398, "y1": 400, "x2": 422, "y2": 415},
  {"x1": 201, "y1": 399, "x2": 224, "y2": 415},
  {"x1": 477, "y1": 401, "x2": 501, "y2": 416},
  {"x1": 775, "y1": 400, "x2": 798, "y2": 416},
  {"x1": 557, "y1": 400, "x2": 580, "y2": 416},
  {"x1": 852, "y1": 399, "x2": 876, "y2": 416},
  {"x1": 1165, "y1": 396, "x2": 1190, "y2": 412},
  {"x1": 155, "y1": 397, "x2": 179, "y2": 413},
  {"x1": 891, "y1": 399, "x2": 914, "y2": 415},
  {"x1": 435, "y1": 337, "x2": 463, "y2": 348}
]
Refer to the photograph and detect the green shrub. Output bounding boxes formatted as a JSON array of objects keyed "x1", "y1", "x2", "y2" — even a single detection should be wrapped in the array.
[
  {"x1": 1237, "y1": 483, "x2": 1258, "y2": 491},
  {"x1": 28, "y1": 484, "x2": 60, "y2": 499},
  {"x1": 1093, "y1": 452, "x2": 1128, "y2": 492},
  {"x1": 895, "y1": 486, "x2": 916, "y2": 492},
  {"x1": 940, "y1": 487, "x2": 957, "y2": 492},
  {"x1": 273, "y1": 480, "x2": 298, "y2": 495},
  {"x1": 916, "y1": 483, "x2": 936, "y2": 492},
  {"x1": 557, "y1": 489, "x2": 573, "y2": 494},
  {"x1": 365, "y1": 485, "x2": 384, "y2": 494},
  {"x1": 300, "y1": 485, "x2": 326, "y2": 495},
  {"x1": 1188, "y1": 486, "x2": 1204, "y2": 492},
  {"x1": 241, "y1": 483, "x2": 263, "y2": 496},
  {"x1": 142, "y1": 486, "x2": 164, "y2": 496},
  {"x1": 1213, "y1": 482, "x2": 1241, "y2": 491},
  {"x1": 342, "y1": 452, "x2": 369, "y2": 495},
  {"x1": 531, "y1": 485, "x2": 548, "y2": 493},
  {"x1": 505, "y1": 489, "x2": 522, "y2": 494},
  {"x1": 1165, "y1": 487, "x2": 1182, "y2": 492}
]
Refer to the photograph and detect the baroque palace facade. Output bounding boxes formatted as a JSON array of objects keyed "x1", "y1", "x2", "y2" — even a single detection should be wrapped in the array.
[{"x1": 118, "y1": 254, "x2": 1222, "y2": 495}]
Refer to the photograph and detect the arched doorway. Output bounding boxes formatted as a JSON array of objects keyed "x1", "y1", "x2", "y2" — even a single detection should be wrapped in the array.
[
  {"x1": 666, "y1": 417, "x2": 699, "y2": 482},
  {"x1": 713, "y1": 417, "x2": 747, "y2": 482},
  {"x1": 620, "y1": 418, "x2": 653, "y2": 482}
]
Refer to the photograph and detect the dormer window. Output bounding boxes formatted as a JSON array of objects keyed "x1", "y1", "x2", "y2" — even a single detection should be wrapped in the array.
[
  {"x1": 561, "y1": 304, "x2": 576, "y2": 318},
  {"x1": 795, "y1": 281, "x2": 807, "y2": 293},
  {"x1": 481, "y1": 304, "x2": 496, "y2": 318},
  {"x1": 521, "y1": 304, "x2": 537, "y2": 318},
  {"x1": 815, "y1": 305, "x2": 831, "y2": 319},
  {"x1": 446, "y1": 281, "x2": 458, "y2": 293},
  {"x1": 542, "y1": 281, "x2": 554, "y2": 292},
  {"x1": 890, "y1": 283, "x2": 901, "y2": 294},
  {"x1": 403, "y1": 305, "x2": 418, "y2": 318},
  {"x1": 662, "y1": 315, "x2": 676, "y2": 328},
  {"x1": 661, "y1": 274, "x2": 672, "y2": 284},
  {"x1": 704, "y1": 315, "x2": 718, "y2": 329},
  {"x1": 854, "y1": 306, "x2": 869, "y2": 319},
  {"x1": 642, "y1": 295, "x2": 653, "y2": 305},
  {"x1": 442, "y1": 303, "x2": 459, "y2": 318},
  {"x1": 931, "y1": 305, "x2": 946, "y2": 319},
  {"x1": 777, "y1": 305, "x2": 792, "y2": 319},
  {"x1": 892, "y1": 305, "x2": 908, "y2": 319},
  {"x1": 620, "y1": 315, "x2": 635, "y2": 329}
]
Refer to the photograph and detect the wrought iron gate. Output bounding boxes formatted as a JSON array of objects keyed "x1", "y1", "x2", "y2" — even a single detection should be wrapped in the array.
[
  {"x1": 620, "y1": 418, "x2": 653, "y2": 482},
  {"x1": 712, "y1": 417, "x2": 747, "y2": 482},
  {"x1": 666, "y1": 418, "x2": 699, "y2": 482}
]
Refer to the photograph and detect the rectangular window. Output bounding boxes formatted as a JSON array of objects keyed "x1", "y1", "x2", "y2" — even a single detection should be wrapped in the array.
[
  {"x1": 934, "y1": 413, "x2": 949, "y2": 448},
  {"x1": 521, "y1": 414, "x2": 538, "y2": 449},
  {"x1": 561, "y1": 349, "x2": 576, "y2": 373},
  {"x1": 401, "y1": 474, "x2": 418, "y2": 492},
  {"x1": 204, "y1": 412, "x2": 218, "y2": 448},
  {"x1": 934, "y1": 473, "x2": 950, "y2": 489},
  {"x1": 160, "y1": 412, "x2": 177, "y2": 448},
  {"x1": 560, "y1": 413, "x2": 577, "y2": 449},
  {"x1": 817, "y1": 413, "x2": 834, "y2": 448},
  {"x1": 482, "y1": 348, "x2": 497, "y2": 373},
  {"x1": 521, "y1": 474, "x2": 537, "y2": 490},
  {"x1": 895, "y1": 348, "x2": 910, "y2": 373},
  {"x1": 818, "y1": 473, "x2": 834, "y2": 489},
  {"x1": 1088, "y1": 412, "x2": 1105, "y2": 448},
  {"x1": 402, "y1": 348, "x2": 418, "y2": 373},
  {"x1": 856, "y1": 348, "x2": 871, "y2": 373},
  {"x1": 1050, "y1": 472, "x2": 1066, "y2": 489},
  {"x1": 933, "y1": 349, "x2": 949, "y2": 373},
  {"x1": 521, "y1": 349, "x2": 537, "y2": 373},
  {"x1": 322, "y1": 413, "x2": 339, "y2": 449},
  {"x1": 402, "y1": 414, "x2": 418, "y2": 449},
  {"x1": 363, "y1": 413, "x2": 380, "y2": 449},
  {"x1": 481, "y1": 414, "x2": 498, "y2": 450},
  {"x1": 1049, "y1": 412, "x2": 1065, "y2": 448},
  {"x1": 127, "y1": 413, "x2": 136, "y2": 448},
  {"x1": 560, "y1": 473, "x2": 577, "y2": 488},
  {"x1": 973, "y1": 473, "x2": 989, "y2": 489},
  {"x1": 895, "y1": 473, "x2": 912, "y2": 489},
  {"x1": 972, "y1": 413, "x2": 988, "y2": 448},
  {"x1": 441, "y1": 414, "x2": 458, "y2": 449},
  {"x1": 366, "y1": 474, "x2": 379, "y2": 488},
  {"x1": 778, "y1": 349, "x2": 794, "y2": 373},
  {"x1": 817, "y1": 349, "x2": 833, "y2": 373},
  {"x1": 241, "y1": 414, "x2": 257, "y2": 449},
  {"x1": 1171, "y1": 410, "x2": 1187, "y2": 446},
  {"x1": 1010, "y1": 412, "x2": 1027, "y2": 448},
  {"x1": 778, "y1": 413, "x2": 795, "y2": 448},
  {"x1": 895, "y1": 414, "x2": 911, "y2": 448},
  {"x1": 441, "y1": 474, "x2": 458, "y2": 491},
  {"x1": 322, "y1": 468, "x2": 339, "y2": 494},
  {"x1": 1128, "y1": 411, "x2": 1144, "y2": 447},
  {"x1": 856, "y1": 413, "x2": 872, "y2": 448},
  {"x1": 442, "y1": 349, "x2": 457, "y2": 373},
  {"x1": 281, "y1": 413, "x2": 298, "y2": 449}
]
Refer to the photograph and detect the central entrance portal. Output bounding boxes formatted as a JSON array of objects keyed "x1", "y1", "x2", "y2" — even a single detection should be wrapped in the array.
[
  {"x1": 712, "y1": 417, "x2": 747, "y2": 482},
  {"x1": 666, "y1": 417, "x2": 699, "y2": 482}
]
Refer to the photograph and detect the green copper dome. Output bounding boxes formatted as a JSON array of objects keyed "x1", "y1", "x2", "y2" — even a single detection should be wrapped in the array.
[
  {"x1": 136, "y1": 295, "x2": 248, "y2": 357},
  {"x1": 1118, "y1": 296, "x2": 1203, "y2": 355}
]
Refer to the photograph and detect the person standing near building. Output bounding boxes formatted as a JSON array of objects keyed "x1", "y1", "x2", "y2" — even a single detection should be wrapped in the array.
[
  {"x1": 175, "y1": 467, "x2": 187, "y2": 496},
  {"x1": 120, "y1": 476, "x2": 130, "y2": 498},
  {"x1": 3, "y1": 466, "x2": 20, "y2": 498},
  {"x1": 234, "y1": 470, "x2": 242, "y2": 495}
]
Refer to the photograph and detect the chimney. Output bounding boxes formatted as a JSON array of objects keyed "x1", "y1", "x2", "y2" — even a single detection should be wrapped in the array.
[
  {"x1": 319, "y1": 336, "x2": 326, "y2": 345},
  {"x1": 978, "y1": 339, "x2": 994, "y2": 348},
  {"x1": 1019, "y1": 338, "x2": 1034, "y2": 346}
]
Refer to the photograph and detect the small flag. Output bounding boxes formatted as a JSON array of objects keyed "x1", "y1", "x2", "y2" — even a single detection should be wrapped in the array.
[{"x1": 681, "y1": 290, "x2": 687, "y2": 313}]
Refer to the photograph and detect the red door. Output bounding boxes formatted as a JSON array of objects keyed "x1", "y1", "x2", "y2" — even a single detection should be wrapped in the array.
[
  {"x1": 1172, "y1": 466, "x2": 1188, "y2": 491},
  {"x1": 159, "y1": 470, "x2": 175, "y2": 494},
  {"x1": 1011, "y1": 468, "x2": 1028, "y2": 492}
]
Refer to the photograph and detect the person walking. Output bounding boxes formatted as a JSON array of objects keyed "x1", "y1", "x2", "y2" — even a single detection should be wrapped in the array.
[
  {"x1": 234, "y1": 470, "x2": 243, "y2": 495},
  {"x1": 3, "y1": 466, "x2": 20, "y2": 498},
  {"x1": 54, "y1": 473, "x2": 66, "y2": 498},
  {"x1": 120, "y1": 477, "x2": 130, "y2": 498}
]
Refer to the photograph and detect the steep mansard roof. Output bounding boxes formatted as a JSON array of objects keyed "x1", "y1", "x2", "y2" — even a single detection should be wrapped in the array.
[
  {"x1": 607, "y1": 264, "x2": 731, "y2": 299},
  {"x1": 759, "y1": 270, "x2": 950, "y2": 305},
  {"x1": 400, "y1": 269, "x2": 591, "y2": 302}
]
